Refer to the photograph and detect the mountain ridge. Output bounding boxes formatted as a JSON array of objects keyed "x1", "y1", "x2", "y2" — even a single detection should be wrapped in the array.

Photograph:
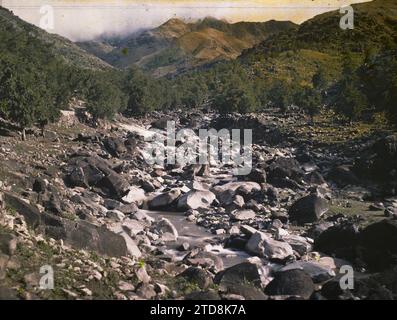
[{"x1": 77, "y1": 17, "x2": 298, "y2": 77}]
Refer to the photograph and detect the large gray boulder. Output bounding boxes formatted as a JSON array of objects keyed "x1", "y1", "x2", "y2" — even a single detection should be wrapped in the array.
[
  {"x1": 148, "y1": 189, "x2": 181, "y2": 210},
  {"x1": 246, "y1": 231, "x2": 293, "y2": 261},
  {"x1": 280, "y1": 261, "x2": 335, "y2": 283},
  {"x1": 42, "y1": 213, "x2": 139, "y2": 257},
  {"x1": 288, "y1": 194, "x2": 329, "y2": 225},
  {"x1": 177, "y1": 190, "x2": 215, "y2": 210}
]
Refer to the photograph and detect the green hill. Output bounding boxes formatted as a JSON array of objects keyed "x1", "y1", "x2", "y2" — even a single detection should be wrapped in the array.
[{"x1": 0, "y1": 6, "x2": 112, "y2": 71}]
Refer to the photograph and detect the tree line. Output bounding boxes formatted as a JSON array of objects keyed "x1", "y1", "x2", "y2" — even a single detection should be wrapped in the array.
[{"x1": 1, "y1": 36, "x2": 396, "y2": 135}]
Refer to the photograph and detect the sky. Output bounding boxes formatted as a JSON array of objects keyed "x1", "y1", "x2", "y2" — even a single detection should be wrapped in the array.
[{"x1": 1, "y1": 0, "x2": 370, "y2": 41}]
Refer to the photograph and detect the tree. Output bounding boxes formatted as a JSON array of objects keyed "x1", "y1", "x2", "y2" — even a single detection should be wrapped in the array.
[
  {"x1": 0, "y1": 58, "x2": 55, "y2": 139},
  {"x1": 86, "y1": 78, "x2": 127, "y2": 124},
  {"x1": 334, "y1": 80, "x2": 368, "y2": 122},
  {"x1": 268, "y1": 81, "x2": 291, "y2": 111},
  {"x1": 333, "y1": 55, "x2": 368, "y2": 122},
  {"x1": 295, "y1": 86, "x2": 322, "y2": 123},
  {"x1": 123, "y1": 67, "x2": 164, "y2": 115},
  {"x1": 212, "y1": 79, "x2": 257, "y2": 114},
  {"x1": 312, "y1": 67, "x2": 327, "y2": 91}
]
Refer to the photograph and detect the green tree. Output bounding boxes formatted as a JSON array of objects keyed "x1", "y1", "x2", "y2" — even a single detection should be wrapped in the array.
[
  {"x1": 295, "y1": 86, "x2": 322, "y2": 123},
  {"x1": 0, "y1": 58, "x2": 55, "y2": 139},
  {"x1": 86, "y1": 78, "x2": 127, "y2": 124}
]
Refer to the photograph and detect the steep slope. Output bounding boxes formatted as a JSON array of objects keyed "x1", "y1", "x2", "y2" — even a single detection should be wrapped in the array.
[
  {"x1": 0, "y1": 6, "x2": 111, "y2": 71},
  {"x1": 78, "y1": 17, "x2": 297, "y2": 77}
]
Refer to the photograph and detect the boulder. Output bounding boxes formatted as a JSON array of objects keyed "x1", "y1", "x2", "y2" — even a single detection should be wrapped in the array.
[
  {"x1": 246, "y1": 231, "x2": 293, "y2": 261},
  {"x1": 359, "y1": 219, "x2": 397, "y2": 271},
  {"x1": 247, "y1": 168, "x2": 267, "y2": 183},
  {"x1": 314, "y1": 222, "x2": 359, "y2": 260},
  {"x1": 266, "y1": 157, "x2": 304, "y2": 183},
  {"x1": 184, "y1": 251, "x2": 224, "y2": 272},
  {"x1": 177, "y1": 190, "x2": 215, "y2": 210},
  {"x1": 121, "y1": 187, "x2": 146, "y2": 205},
  {"x1": 148, "y1": 189, "x2": 181, "y2": 210},
  {"x1": 66, "y1": 155, "x2": 129, "y2": 199},
  {"x1": 214, "y1": 261, "x2": 269, "y2": 290},
  {"x1": 97, "y1": 172, "x2": 130, "y2": 199},
  {"x1": 154, "y1": 218, "x2": 178, "y2": 242},
  {"x1": 280, "y1": 261, "x2": 335, "y2": 283},
  {"x1": 0, "y1": 233, "x2": 18, "y2": 256},
  {"x1": 212, "y1": 182, "x2": 261, "y2": 197},
  {"x1": 230, "y1": 209, "x2": 256, "y2": 221},
  {"x1": 265, "y1": 269, "x2": 314, "y2": 299},
  {"x1": 103, "y1": 136, "x2": 126, "y2": 157},
  {"x1": 122, "y1": 219, "x2": 146, "y2": 236},
  {"x1": 288, "y1": 194, "x2": 329, "y2": 225},
  {"x1": 177, "y1": 267, "x2": 213, "y2": 289},
  {"x1": 42, "y1": 213, "x2": 140, "y2": 258},
  {"x1": 3, "y1": 192, "x2": 41, "y2": 228},
  {"x1": 106, "y1": 210, "x2": 126, "y2": 222},
  {"x1": 281, "y1": 234, "x2": 313, "y2": 256},
  {"x1": 327, "y1": 165, "x2": 359, "y2": 187}
]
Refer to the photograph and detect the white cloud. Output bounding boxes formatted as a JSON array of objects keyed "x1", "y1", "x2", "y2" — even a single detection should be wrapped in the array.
[{"x1": 1, "y1": 0, "x2": 370, "y2": 41}]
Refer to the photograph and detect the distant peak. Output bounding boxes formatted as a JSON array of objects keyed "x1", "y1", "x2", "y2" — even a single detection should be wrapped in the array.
[{"x1": 161, "y1": 18, "x2": 187, "y2": 27}]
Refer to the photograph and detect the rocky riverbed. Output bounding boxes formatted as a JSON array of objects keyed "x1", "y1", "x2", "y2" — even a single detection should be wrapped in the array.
[{"x1": 0, "y1": 109, "x2": 396, "y2": 300}]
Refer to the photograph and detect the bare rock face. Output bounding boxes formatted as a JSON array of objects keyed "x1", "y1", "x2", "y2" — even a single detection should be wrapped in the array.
[{"x1": 177, "y1": 190, "x2": 215, "y2": 210}]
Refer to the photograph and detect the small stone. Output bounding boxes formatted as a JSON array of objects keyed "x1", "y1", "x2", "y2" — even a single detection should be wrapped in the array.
[
  {"x1": 118, "y1": 280, "x2": 135, "y2": 292},
  {"x1": 230, "y1": 209, "x2": 256, "y2": 221},
  {"x1": 135, "y1": 266, "x2": 151, "y2": 284},
  {"x1": 106, "y1": 210, "x2": 126, "y2": 222},
  {"x1": 178, "y1": 242, "x2": 190, "y2": 251}
]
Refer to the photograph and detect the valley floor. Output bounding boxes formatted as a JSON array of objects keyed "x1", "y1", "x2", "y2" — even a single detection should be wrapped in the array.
[{"x1": 0, "y1": 109, "x2": 396, "y2": 300}]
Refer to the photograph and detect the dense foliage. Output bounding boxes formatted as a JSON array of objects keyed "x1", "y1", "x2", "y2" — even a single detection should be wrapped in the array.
[{"x1": 1, "y1": 0, "x2": 397, "y2": 132}]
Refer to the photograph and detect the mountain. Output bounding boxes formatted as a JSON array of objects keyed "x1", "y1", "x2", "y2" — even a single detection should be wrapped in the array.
[
  {"x1": 237, "y1": 0, "x2": 397, "y2": 85},
  {"x1": 0, "y1": 6, "x2": 111, "y2": 71},
  {"x1": 77, "y1": 17, "x2": 297, "y2": 77}
]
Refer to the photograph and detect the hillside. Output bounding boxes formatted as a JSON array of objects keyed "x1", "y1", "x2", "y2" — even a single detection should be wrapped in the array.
[
  {"x1": 78, "y1": 17, "x2": 297, "y2": 77},
  {"x1": 238, "y1": 0, "x2": 397, "y2": 84},
  {"x1": 0, "y1": 6, "x2": 112, "y2": 71}
]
